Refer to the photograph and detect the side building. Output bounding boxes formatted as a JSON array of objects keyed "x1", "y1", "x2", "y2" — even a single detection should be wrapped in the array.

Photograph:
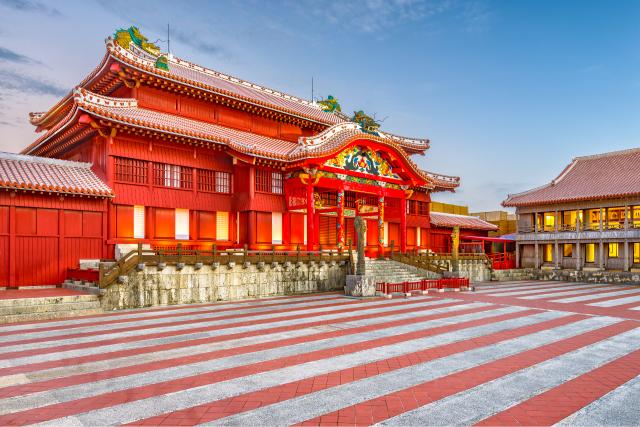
[{"x1": 503, "y1": 148, "x2": 640, "y2": 271}]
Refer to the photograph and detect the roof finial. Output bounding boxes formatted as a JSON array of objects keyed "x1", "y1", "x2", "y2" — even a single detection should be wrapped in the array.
[{"x1": 167, "y1": 22, "x2": 171, "y2": 56}]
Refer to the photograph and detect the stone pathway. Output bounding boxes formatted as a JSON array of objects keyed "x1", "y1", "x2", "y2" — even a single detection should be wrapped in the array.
[{"x1": 0, "y1": 283, "x2": 638, "y2": 425}]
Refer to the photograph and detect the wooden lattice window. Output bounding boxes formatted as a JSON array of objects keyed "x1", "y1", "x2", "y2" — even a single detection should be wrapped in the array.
[
  {"x1": 197, "y1": 169, "x2": 216, "y2": 192},
  {"x1": 153, "y1": 163, "x2": 193, "y2": 189},
  {"x1": 255, "y1": 169, "x2": 270, "y2": 193},
  {"x1": 255, "y1": 169, "x2": 282, "y2": 194},
  {"x1": 216, "y1": 171, "x2": 231, "y2": 193},
  {"x1": 198, "y1": 170, "x2": 231, "y2": 193},
  {"x1": 114, "y1": 157, "x2": 148, "y2": 184}
]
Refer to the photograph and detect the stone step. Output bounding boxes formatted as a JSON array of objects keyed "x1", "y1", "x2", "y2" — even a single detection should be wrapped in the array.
[
  {"x1": 63, "y1": 282, "x2": 103, "y2": 295},
  {"x1": 0, "y1": 292, "x2": 103, "y2": 324},
  {"x1": 0, "y1": 300, "x2": 101, "y2": 316},
  {"x1": 1, "y1": 308, "x2": 104, "y2": 324},
  {"x1": 0, "y1": 294, "x2": 99, "y2": 307}
]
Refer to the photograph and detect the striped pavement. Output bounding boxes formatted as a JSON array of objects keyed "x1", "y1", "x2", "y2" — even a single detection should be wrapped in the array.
[{"x1": 0, "y1": 282, "x2": 638, "y2": 426}]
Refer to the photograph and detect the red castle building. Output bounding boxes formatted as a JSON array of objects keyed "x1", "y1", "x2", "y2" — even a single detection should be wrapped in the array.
[{"x1": 0, "y1": 27, "x2": 497, "y2": 288}]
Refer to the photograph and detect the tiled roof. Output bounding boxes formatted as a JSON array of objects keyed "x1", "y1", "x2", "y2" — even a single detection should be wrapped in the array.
[
  {"x1": 502, "y1": 148, "x2": 640, "y2": 207},
  {"x1": 0, "y1": 151, "x2": 112, "y2": 197},
  {"x1": 421, "y1": 171, "x2": 460, "y2": 191},
  {"x1": 107, "y1": 39, "x2": 344, "y2": 127},
  {"x1": 430, "y1": 211, "x2": 498, "y2": 231},
  {"x1": 74, "y1": 89, "x2": 299, "y2": 159},
  {"x1": 29, "y1": 36, "x2": 432, "y2": 153},
  {"x1": 72, "y1": 90, "x2": 459, "y2": 191},
  {"x1": 71, "y1": 90, "x2": 457, "y2": 190}
]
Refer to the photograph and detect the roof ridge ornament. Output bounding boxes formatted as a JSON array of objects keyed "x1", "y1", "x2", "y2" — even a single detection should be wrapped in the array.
[
  {"x1": 114, "y1": 26, "x2": 161, "y2": 56},
  {"x1": 351, "y1": 110, "x2": 381, "y2": 136},
  {"x1": 317, "y1": 95, "x2": 341, "y2": 113},
  {"x1": 114, "y1": 26, "x2": 168, "y2": 71}
]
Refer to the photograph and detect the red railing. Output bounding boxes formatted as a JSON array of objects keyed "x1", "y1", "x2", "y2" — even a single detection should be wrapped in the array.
[
  {"x1": 376, "y1": 278, "x2": 469, "y2": 295},
  {"x1": 487, "y1": 252, "x2": 516, "y2": 270}
]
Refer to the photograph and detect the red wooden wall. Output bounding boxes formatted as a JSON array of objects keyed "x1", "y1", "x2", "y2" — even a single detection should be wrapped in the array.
[{"x1": 0, "y1": 192, "x2": 107, "y2": 287}]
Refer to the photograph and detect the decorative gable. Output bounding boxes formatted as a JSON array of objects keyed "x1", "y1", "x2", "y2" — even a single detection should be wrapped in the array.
[{"x1": 324, "y1": 146, "x2": 400, "y2": 180}]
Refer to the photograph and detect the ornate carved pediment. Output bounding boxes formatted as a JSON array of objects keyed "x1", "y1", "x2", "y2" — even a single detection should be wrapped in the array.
[{"x1": 324, "y1": 146, "x2": 400, "y2": 180}]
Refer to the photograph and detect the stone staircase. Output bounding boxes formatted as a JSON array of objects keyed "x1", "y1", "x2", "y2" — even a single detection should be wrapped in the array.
[
  {"x1": 362, "y1": 258, "x2": 440, "y2": 284},
  {"x1": 0, "y1": 293, "x2": 103, "y2": 324},
  {"x1": 62, "y1": 279, "x2": 102, "y2": 295}
]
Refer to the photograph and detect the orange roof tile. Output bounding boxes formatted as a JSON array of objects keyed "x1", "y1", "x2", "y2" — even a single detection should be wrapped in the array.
[
  {"x1": 503, "y1": 148, "x2": 640, "y2": 207},
  {"x1": 0, "y1": 151, "x2": 112, "y2": 197}
]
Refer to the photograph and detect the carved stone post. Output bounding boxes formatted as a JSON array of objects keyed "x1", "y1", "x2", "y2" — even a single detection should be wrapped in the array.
[{"x1": 354, "y1": 216, "x2": 367, "y2": 276}]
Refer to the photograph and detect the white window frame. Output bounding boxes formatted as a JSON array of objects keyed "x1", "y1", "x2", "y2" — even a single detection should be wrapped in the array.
[
  {"x1": 272, "y1": 212, "x2": 283, "y2": 244},
  {"x1": 133, "y1": 205, "x2": 145, "y2": 239},
  {"x1": 175, "y1": 209, "x2": 190, "y2": 240}
]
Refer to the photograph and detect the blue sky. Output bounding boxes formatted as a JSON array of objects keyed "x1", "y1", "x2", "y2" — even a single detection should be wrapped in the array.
[{"x1": 0, "y1": 0, "x2": 638, "y2": 211}]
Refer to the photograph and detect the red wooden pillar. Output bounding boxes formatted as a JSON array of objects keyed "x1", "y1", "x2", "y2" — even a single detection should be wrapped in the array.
[
  {"x1": 306, "y1": 183, "x2": 314, "y2": 251},
  {"x1": 400, "y1": 197, "x2": 407, "y2": 254},
  {"x1": 8, "y1": 205, "x2": 16, "y2": 289},
  {"x1": 282, "y1": 211, "x2": 290, "y2": 248},
  {"x1": 314, "y1": 212, "x2": 320, "y2": 248},
  {"x1": 58, "y1": 207, "x2": 65, "y2": 282},
  {"x1": 248, "y1": 211, "x2": 257, "y2": 250},
  {"x1": 337, "y1": 189, "x2": 345, "y2": 253},
  {"x1": 377, "y1": 196, "x2": 385, "y2": 258}
]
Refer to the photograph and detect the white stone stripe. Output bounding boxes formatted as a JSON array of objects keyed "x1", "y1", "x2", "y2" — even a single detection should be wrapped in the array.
[
  {"x1": 487, "y1": 283, "x2": 606, "y2": 297},
  {"x1": 0, "y1": 299, "x2": 474, "y2": 388},
  {"x1": 551, "y1": 288, "x2": 640, "y2": 303},
  {"x1": 0, "y1": 294, "x2": 343, "y2": 333},
  {"x1": 0, "y1": 296, "x2": 358, "y2": 343},
  {"x1": 474, "y1": 281, "x2": 567, "y2": 293},
  {"x1": 557, "y1": 375, "x2": 640, "y2": 426},
  {"x1": 519, "y1": 286, "x2": 628, "y2": 300},
  {"x1": 204, "y1": 316, "x2": 615, "y2": 427},
  {"x1": 0, "y1": 297, "x2": 435, "y2": 354},
  {"x1": 0, "y1": 298, "x2": 459, "y2": 369},
  {"x1": 0, "y1": 303, "x2": 504, "y2": 415},
  {"x1": 380, "y1": 327, "x2": 640, "y2": 426},
  {"x1": 474, "y1": 280, "x2": 553, "y2": 290},
  {"x1": 589, "y1": 294, "x2": 640, "y2": 307},
  {"x1": 34, "y1": 310, "x2": 581, "y2": 427}
]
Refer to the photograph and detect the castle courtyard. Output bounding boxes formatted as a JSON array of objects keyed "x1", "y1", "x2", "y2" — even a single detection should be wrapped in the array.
[{"x1": 0, "y1": 281, "x2": 639, "y2": 426}]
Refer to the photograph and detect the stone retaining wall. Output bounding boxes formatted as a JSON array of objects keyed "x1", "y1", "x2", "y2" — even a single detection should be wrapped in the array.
[
  {"x1": 412, "y1": 259, "x2": 491, "y2": 283},
  {"x1": 492, "y1": 268, "x2": 640, "y2": 285},
  {"x1": 100, "y1": 261, "x2": 347, "y2": 311}
]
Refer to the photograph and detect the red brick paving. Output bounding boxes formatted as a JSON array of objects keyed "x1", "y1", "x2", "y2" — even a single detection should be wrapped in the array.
[
  {"x1": 0, "y1": 288, "x2": 88, "y2": 300},
  {"x1": 129, "y1": 312, "x2": 582, "y2": 426},
  {"x1": 476, "y1": 348, "x2": 640, "y2": 426},
  {"x1": 0, "y1": 301, "x2": 496, "y2": 399},
  {"x1": 296, "y1": 320, "x2": 638, "y2": 426},
  {"x1": 0, "y1": 306, "x2": 536, "y2": 425}
]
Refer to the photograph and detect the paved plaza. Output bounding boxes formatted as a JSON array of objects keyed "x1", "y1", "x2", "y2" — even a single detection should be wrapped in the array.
[{"x1": 0, "y1": 281, "x2": 640, "y2": 426}]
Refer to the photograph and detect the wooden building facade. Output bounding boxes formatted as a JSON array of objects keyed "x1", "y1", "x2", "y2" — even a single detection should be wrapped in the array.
[{"x1": 2, "y1": 27, "x2": 481, "y2": 287}]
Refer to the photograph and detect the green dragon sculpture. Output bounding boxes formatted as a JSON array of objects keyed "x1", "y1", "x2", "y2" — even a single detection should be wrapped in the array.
[
  {"x1": 114, "y1": 26, "x2": 162, "y2": 58},
  {"x1": 154, "y1": 55, "x2": 169, "y2": 71},
  {"x1": 317, "y1": 95, "x2": 341, "y2": 113},
  {"x1": 351, "y1": 110, "x2": 381, "y2": 135}
]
